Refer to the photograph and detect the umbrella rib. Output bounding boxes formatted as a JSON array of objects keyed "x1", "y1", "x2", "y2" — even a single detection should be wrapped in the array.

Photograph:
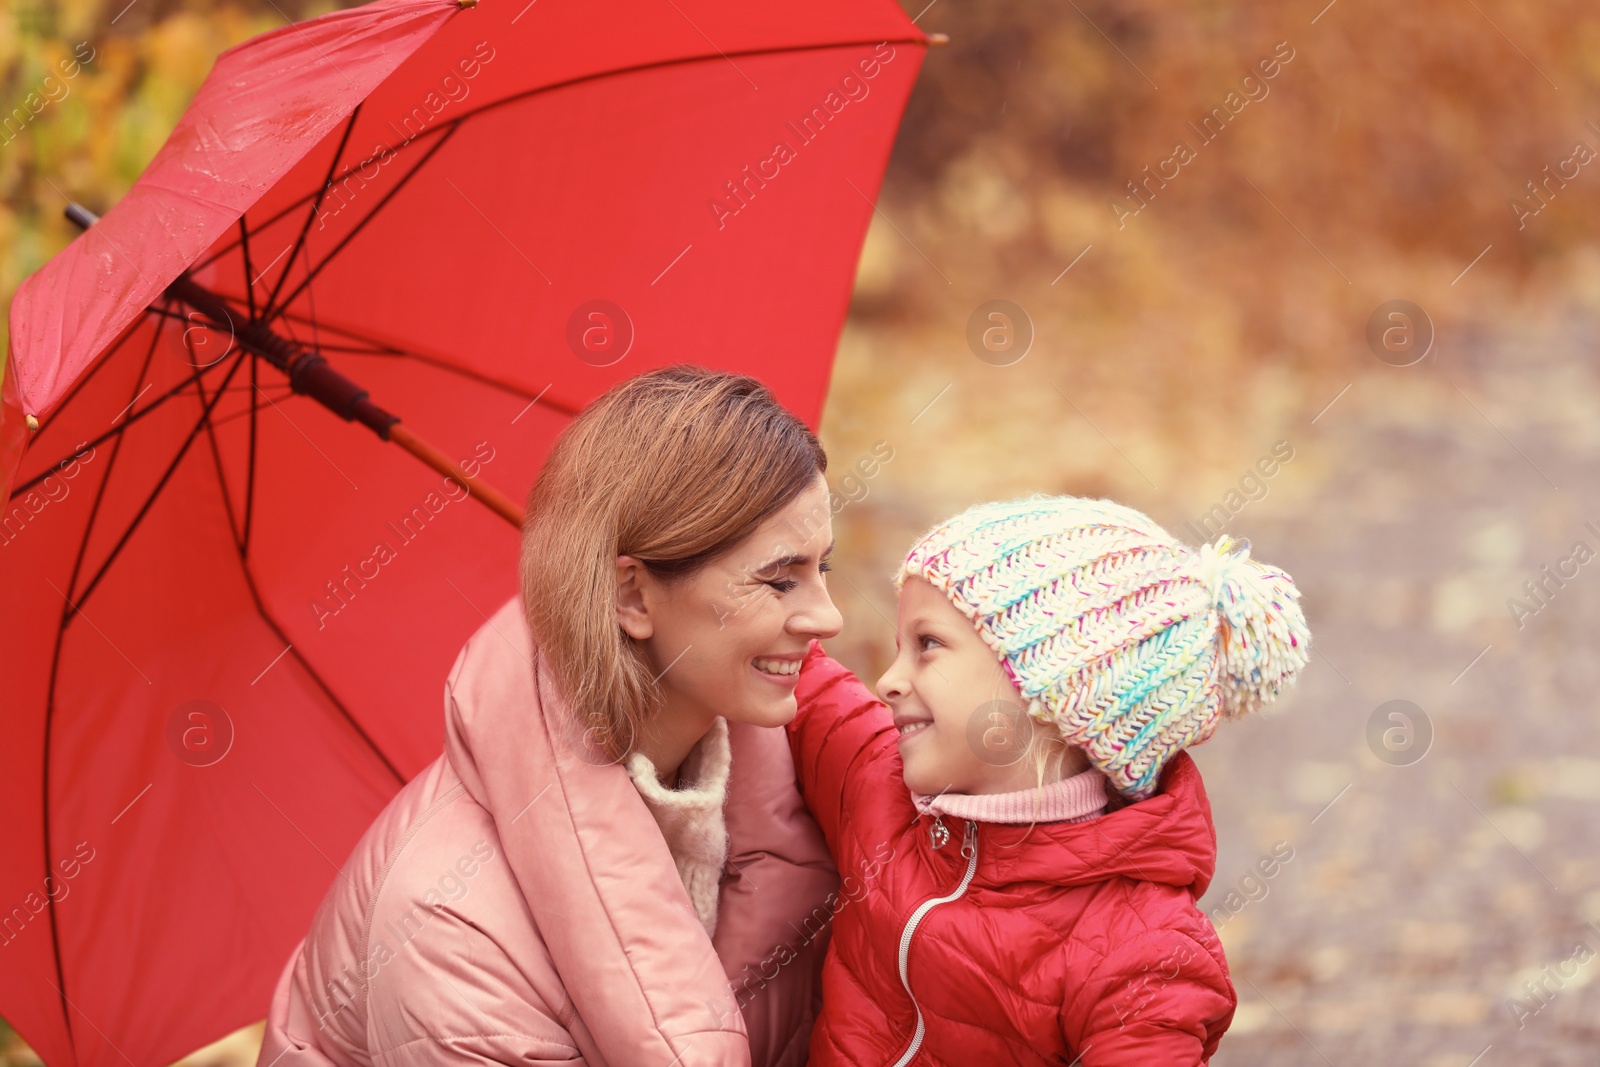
[
  {"x1": 351, "y1": 348, "x2": 579, "y2": 416},
  {"x1": 265, "y1": 307, "x2": 583, "y2": 417},
  {"x1": 237, "y1": 569, "x2": 407, "y2": 785},
  {"x1": 193, "y1": 295, "x2": 582, "y2": 416},
  {"x1": 210, "y1": 381, "x2": 293, "y2": 396},
  {"x1": 185, "y1": 35, "x2": 924, "y2": 274},
  {"x1": 263, "y1": 123, "x2": 461, "y2": 326},
  {"x1": 238, "y1": 214, "x2": 258, "y2": 322},
  {"x1": 299, "y1": 240, "x2": 324, "y2": 354},
  {"x1": 23, "y1": 310, "x2": 150, "y2": 451},
  {"x1": 289, "y1": 340, "x2": 393, "y2": 354},
  {"x1": 206, "y1": 391, "x2": 292, "y2": 431},
  {"x1": 245, "y1": 351, "x2": 259, "y2": 553},
  {"x1": 216, "y1": 344, "x2": 402, "y2": 782},
  {"x1": 185, "y1": 324, "x2": 245, "y2": 551},
  {"x1": 179, "y1": 331, "x2": 402, "y2": 786},
  {"x1": 38, "y1": 304, "x2": 167, "y2": 1057},
  {"x1": 236, "y1": 219, "x2": 260, "y2": 558},
  {"x1": 66, "y1": 350, "x2": 250, "y2": 621},
  {"x1": 10, "y1": 347, "x2": 243, "y2": 499},
  {"x1": 54, "y1": 304, "x2": 173, "y2": 611},
  {"x1": 246, "y1": 307, "x2": 406, "y2": 353},
  {"x1": 262, "y1": 103, "x2": 361, "y2": 320}
]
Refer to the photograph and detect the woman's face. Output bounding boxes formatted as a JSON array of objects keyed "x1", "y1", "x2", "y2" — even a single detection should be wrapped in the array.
[{"x1": 619, "y1": 473, "x2": 842, "y2": 732}]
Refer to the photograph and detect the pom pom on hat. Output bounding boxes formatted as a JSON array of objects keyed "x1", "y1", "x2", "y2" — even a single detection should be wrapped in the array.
[
  {"x1": 1202, "y1": 534, "x2": 1309, "y2": 720},
  {"x1": 897, "y1": 496, "x2": 1311, "y2": 800}
]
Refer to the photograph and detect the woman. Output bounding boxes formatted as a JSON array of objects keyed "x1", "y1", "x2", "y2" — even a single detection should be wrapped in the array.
[{"x1": 259, "y1": 367, "x2": 844, "y2": 1067}]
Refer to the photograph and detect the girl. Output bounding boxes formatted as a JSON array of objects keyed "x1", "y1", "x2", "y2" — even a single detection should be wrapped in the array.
[{"x1": 789, "y1": 495, "x2": 1310, "y2": 1066}]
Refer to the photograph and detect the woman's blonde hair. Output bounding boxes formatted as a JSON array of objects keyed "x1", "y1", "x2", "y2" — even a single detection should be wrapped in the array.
[{"x1": 520, "y1": 365, "x2": 826, "y2": 760}]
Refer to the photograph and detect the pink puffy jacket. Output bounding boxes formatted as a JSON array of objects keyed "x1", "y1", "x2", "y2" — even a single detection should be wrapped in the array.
[{"x1": 258, "y1": 596, "x2": 840, "y2": 1067}]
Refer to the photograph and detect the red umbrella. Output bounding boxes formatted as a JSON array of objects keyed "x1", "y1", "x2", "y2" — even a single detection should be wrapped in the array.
[{"x1": 0, "y1": 0, "x2": 929, "y2": 1061}]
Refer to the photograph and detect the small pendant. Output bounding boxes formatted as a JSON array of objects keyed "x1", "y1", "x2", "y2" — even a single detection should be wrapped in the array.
[{"x1": 929, "y1": 818, "x2": 950, "y2": 850}]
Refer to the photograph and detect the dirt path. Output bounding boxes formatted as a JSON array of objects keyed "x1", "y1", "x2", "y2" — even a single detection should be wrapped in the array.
[{"x1": 1182, "y1": 316, "x2": 1600, "y2": 1064}]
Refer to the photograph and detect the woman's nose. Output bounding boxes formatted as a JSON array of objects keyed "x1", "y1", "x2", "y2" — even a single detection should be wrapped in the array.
[{"x1": 793, "y1": 585, "x2": 843, "y2": 641}]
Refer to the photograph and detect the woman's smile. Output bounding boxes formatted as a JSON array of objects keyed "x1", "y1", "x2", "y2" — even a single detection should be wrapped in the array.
[{"x1": 753, "y1": 654, "x2": 805, "y2": 686}]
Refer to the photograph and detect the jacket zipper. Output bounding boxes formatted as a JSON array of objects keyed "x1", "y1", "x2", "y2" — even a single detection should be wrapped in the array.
[{"x1": 889, "y1": 818, "x2": 978, "y2": 1067}]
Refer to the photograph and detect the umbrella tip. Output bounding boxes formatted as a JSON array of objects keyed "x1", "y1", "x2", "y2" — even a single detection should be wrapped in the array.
[
  {"x1": 456, "y1": 0, "x2": 477, "y2": 7},
  {"x1": 927, "y1": 32, "x2": 950, "y2": 47},
  {"x1": 24, "y1": 413, "x2": 39, "y2": 432},
  {"x1": 65, "y1": 202, "x2": 100, "y2": 231}
]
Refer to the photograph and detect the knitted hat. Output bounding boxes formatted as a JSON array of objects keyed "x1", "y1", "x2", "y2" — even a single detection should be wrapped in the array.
[{"x1": 896, "y1": 495, "x2": 1310, "y2": 800}]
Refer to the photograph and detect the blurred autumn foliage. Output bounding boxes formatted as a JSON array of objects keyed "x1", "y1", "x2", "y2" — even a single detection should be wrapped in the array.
[
  {"x1": 837, "y1": 0, "x2": 1600, "y2": 471},
  {"x1": 7, "y1": 0, "x2": 1600, "y2": 1061}
]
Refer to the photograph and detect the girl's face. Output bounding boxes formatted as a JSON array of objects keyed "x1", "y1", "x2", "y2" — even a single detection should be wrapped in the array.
[
  {"x1": 876, "y1": 576, "x2": 1045, "y2": 796},
  {"x1": 620, "y1": 474, "x2": 843, "y2": 736}
]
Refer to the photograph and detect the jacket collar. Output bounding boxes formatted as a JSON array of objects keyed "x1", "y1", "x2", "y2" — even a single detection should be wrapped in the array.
[
  {"x1": 442, "y1": 596, "x2": 835, "y2": 1066},
  {"x1": 944, "y1": 753, "x2": 1218, "y2": 896},
  {"x1": 911, "y1": 765, "x2": 1109, "y2": 824}
]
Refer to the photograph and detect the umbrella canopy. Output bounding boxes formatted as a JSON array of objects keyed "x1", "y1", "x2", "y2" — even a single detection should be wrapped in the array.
[{"x1": 0, "y1": 0, "x2": 926, "y2": 1062}]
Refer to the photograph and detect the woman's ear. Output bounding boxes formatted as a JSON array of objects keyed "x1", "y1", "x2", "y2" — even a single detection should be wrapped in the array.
[{"x1": 615, "y1": 555, "x2": 654, "y2": 640}]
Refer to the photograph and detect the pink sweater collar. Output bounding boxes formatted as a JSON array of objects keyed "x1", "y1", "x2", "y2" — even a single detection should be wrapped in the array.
[{"x1": 912, "y1": 766, "x2": 1109, "y2": 825}]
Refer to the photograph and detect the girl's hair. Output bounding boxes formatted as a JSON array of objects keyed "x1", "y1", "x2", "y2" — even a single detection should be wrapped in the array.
[
  {"x1": 1004, "y1": 724, "x2": 1124, "y2": 844},
  {"x1": 520, "y1": 365, "x2": 826, "y2": 761},
  {"x1": 1019, "y1": 723, "x2": 1076, "y2": 838}
]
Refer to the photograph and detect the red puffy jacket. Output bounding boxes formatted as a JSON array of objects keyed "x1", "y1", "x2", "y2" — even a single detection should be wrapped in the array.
[{"x1": 788, "y1": 646, "x2": 1236, "y2": 1066}]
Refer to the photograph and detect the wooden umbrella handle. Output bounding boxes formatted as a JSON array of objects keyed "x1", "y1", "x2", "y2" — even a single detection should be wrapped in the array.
[{"x1": 388, "y1": 422, "x2": 525, "y2": 528}]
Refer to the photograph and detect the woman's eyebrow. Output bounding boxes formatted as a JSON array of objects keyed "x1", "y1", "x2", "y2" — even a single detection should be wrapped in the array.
[{"x1": 754, "y1": 539, "x2": 837, "y2": 574}]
